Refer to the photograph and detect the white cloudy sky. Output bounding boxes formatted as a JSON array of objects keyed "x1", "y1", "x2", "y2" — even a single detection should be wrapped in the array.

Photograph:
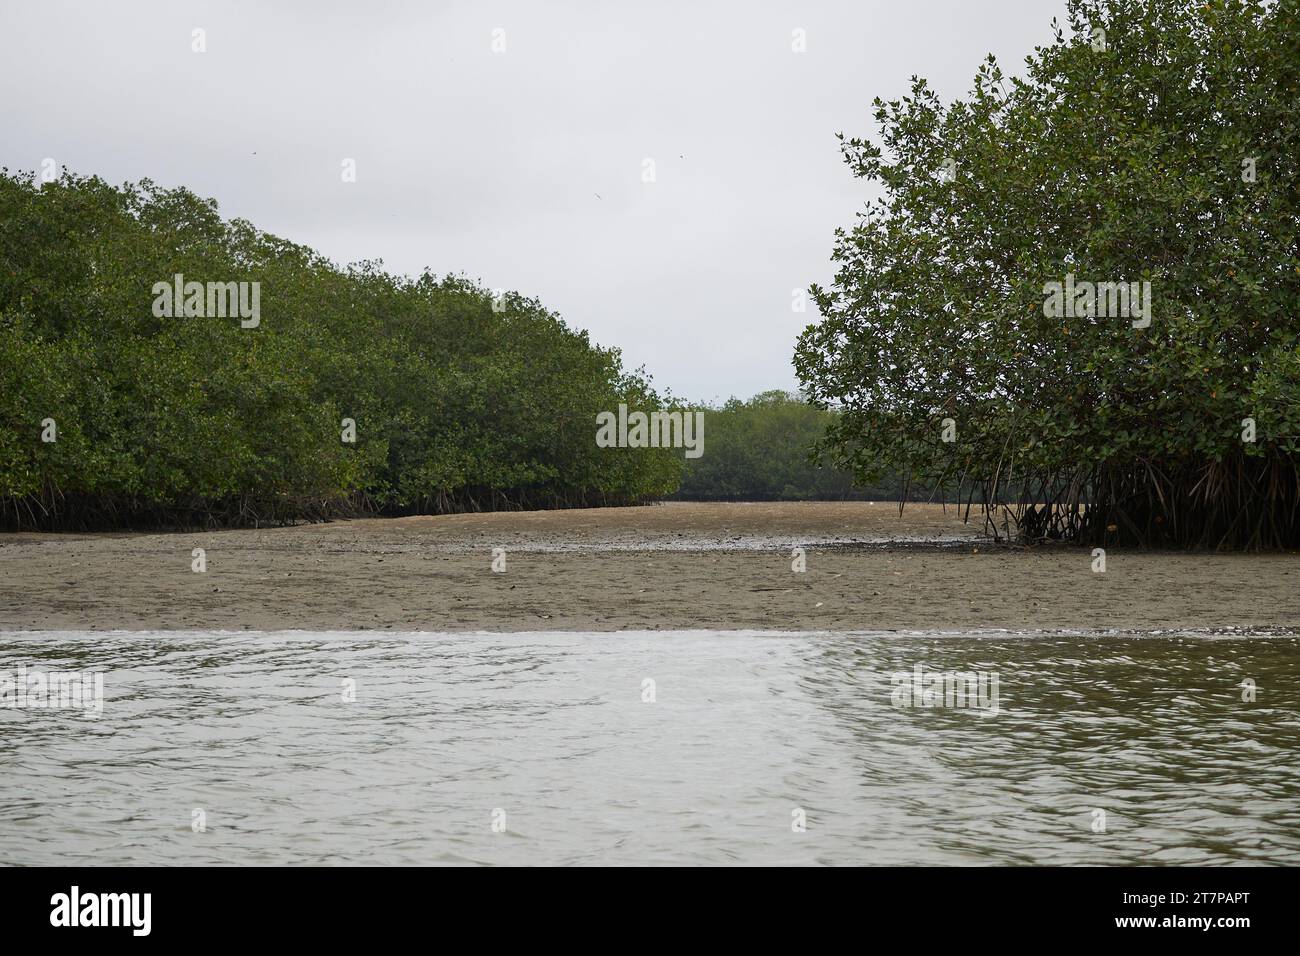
[{"x1": 1, "y1": 0, "x2": 1060, "y2": 401}]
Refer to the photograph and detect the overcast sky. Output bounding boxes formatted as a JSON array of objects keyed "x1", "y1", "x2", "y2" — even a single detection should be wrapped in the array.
[{"x1": 1, "y1": 0, "x2": 1061, "y2": 401}]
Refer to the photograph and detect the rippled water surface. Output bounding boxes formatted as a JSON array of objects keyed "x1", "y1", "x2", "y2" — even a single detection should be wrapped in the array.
[{"x1": 2, "y1": 629, "x2": 1297, "y2": 865}]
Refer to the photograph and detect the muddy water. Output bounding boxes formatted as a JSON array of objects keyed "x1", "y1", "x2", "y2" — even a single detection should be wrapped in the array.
[{"x1": 1, "y1": 629, "x2": 1296, "y2": 865}]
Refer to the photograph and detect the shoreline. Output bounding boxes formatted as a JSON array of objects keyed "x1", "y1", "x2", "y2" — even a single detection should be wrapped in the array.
[{"x1": 2, "y1": 502, "x2": 1298, "y2": 633}]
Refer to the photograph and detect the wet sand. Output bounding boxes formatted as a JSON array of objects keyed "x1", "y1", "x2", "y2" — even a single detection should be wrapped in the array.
[{"x1": 1, "y1": 501, "x2": 1297, "y2": 632}]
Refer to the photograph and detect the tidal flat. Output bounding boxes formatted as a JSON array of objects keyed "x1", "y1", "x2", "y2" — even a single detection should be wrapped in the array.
[{"x1": 1, "y1": 502, "x2": 1297, "y2": 633}]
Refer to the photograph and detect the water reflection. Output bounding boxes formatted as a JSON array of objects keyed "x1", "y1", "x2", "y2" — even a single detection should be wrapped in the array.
[{"x1": 1, "y1": 630, "x2": 1296, "y2": 865}]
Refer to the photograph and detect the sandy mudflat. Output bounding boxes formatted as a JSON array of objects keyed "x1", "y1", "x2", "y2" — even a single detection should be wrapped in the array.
[{"x1": 1, "y1": 501, "x2": 1297, "y2": 632}]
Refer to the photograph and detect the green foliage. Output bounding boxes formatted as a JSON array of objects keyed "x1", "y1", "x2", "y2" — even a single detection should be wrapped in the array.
[
  {"x1": 795, "y1": 0, "x2": 1300, "y2": 548},
  {"x1": 0, "y1": 171, "x2": 682, "y2": 529},
  {"x1": 672, "y1": 390, "x2": 913, "y2": 500}
]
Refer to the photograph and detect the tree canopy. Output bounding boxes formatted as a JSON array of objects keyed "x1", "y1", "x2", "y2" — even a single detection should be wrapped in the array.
[
  {"x1": 795, "y1": 0, "x2": 1300, "y2": 548},
  {"x1": 0, "y1": 171, "x2": 683, "y2": 529}
]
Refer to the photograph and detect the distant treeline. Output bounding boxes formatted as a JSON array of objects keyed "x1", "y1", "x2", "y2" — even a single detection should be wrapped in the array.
[
  {"x1": 0, "y1": 171, "x2": 683, "y2": 530},
  {"x1": 671, "y1": 391, "x2": 918, "y2": 501}
]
